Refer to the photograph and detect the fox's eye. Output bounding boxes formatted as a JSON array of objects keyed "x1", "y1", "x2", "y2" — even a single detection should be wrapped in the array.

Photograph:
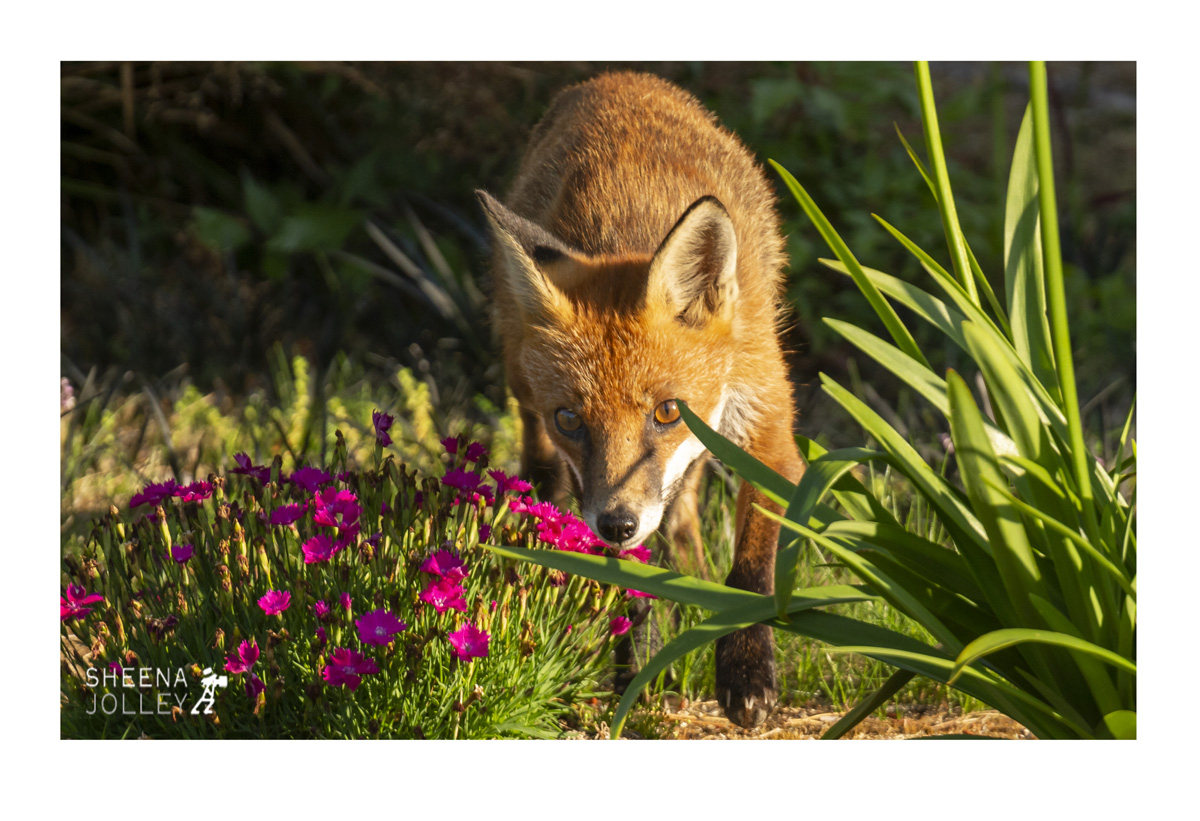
[
  {"x1": 554, "y1": 408, "x2": 584, "y2": 436},
  {"x1": 654, "y1": 399, "x2": 682, "y2": 426}
]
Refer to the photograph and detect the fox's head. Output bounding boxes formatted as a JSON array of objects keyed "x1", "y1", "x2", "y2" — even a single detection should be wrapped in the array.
[{"x1": 480, "y1": 191, "x2": 754, "y2": 549}]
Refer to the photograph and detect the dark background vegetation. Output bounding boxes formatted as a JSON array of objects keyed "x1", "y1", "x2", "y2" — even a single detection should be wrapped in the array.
[{"x1": 60, "y1": 61, "x2": 1135, "y2": 451}]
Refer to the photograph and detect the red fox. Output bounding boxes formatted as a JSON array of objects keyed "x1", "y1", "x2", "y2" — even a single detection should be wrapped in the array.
[{"x1": 478, "y1": 72, "x2": 804, "y2": 728}]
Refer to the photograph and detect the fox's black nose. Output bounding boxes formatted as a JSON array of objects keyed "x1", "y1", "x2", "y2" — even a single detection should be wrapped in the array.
[{"x1": 597, "y1": 510, "x2": 638, "y2": 544}]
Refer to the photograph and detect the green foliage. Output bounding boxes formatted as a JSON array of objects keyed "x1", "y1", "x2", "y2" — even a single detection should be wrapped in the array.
[
  {"x1": 495, "y1": 62, "x2": 1135, "y2": 740},
  {"x1": 60, "y1": 418, "x2": 628, "y2": 739}
]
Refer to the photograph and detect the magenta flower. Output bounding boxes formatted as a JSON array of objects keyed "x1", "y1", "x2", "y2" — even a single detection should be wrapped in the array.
[
  {"x1": 626, "y1": 589, "x2": 658, "y2": 600},
  {"x1": 314, "y1": 600, "x2": 332, "y2": 622},
  {"x1": 420, "y1": 549, "x2": 467, "y2": 581},
  {"x1": 339, "y1": 592, "x2": 352, "y2": 612},
  {"x1": 321, "y1": 647, "x2": 379, "y2": 691},
  {"x1": 619, "y1": 545, "x2": 651, "y2": 563},
  {"x1": 440, "y1": 436, "x2": 459, "y2": 455},
  {"x1": 441, "y1": 468, "x2": 481, "y2": 493},
  {"x1": 315, "y1": 626, "x2": 327, "y2": 646},
  {"x1": 230, "y1": 453, "x2": 272, "y2": 484},
  {"x1": 170, "y1": 543, "x2": 194, "y2": 564},
  {"x1": 258, "y1": 590, "x2": 291, "y2": 615},
  {"x1": 554, "y1": 519, "x2": 606, "y2": 554},
  {"x1": 356, "y1": 609, "x2": 408, "y2": 646},
  {"x1": 610, "y1": 616, "x2": 633, "y2": 636},
  {"x1": 245, "y1": 673, "x2": 266, "y2": 700},
  {"x1": 269, "y1": 503, "x2": 307, "y2": 526},
  {"x1": 488, "y1": 469, "x2": 533, "y2": 495},
  {"x1": 60, "y1": 584, "x2": 105, "y2": 622},
  {"x1": 447, "y1": 623, "x2": 490, "y2": 662},
  {"x1": 176, "y1": 481, "x2": 213, "y2": 503},
  {"x1": 224, "y1": 639, "x2": 260, "y2": 674},
  {"x1": 419, "y1": 577, "x2": 468, "y2": 614},
  {"x1": 302, "y1": 533, "x2": 338, "y2": 564},
  {"x1": 372, "y1": 410, "x2": 394, "y2": 447},
  {"x1": 291, "y1": 466, "x2": 333, "y2": 493},
  {"x1": 479, "y1": 523, "x2": 492, "y2": 542},
  {"x1": 464, "y1": 441, "x2": 488, "y2": 463},
  {"x1": 130, "y1": 479, "x2": 179, "y2": 509},
  {"x1": 313, "y1": 487, "x2": 362, "y2": 530}
]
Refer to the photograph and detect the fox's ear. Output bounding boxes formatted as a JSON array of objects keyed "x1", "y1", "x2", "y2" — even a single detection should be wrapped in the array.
[
  {"x1": 647, "y1": 196, "x2": 739, "y2": 326},
  {"x1": 477, "y1": 190, "x2": 575, "y2": 323}
]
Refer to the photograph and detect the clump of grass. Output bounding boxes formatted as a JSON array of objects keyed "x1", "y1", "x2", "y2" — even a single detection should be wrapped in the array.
[{"x1": 60, "y1": 414, "x2": 637, "y2": 739}]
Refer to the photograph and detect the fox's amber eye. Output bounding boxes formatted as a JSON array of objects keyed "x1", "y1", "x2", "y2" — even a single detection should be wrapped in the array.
[
  {"x1": 554, "y1": 408, "x2": 583, "y2": 435},
  {"x1": 654, "y1": 399, "x2": 681, "y2": 426}
]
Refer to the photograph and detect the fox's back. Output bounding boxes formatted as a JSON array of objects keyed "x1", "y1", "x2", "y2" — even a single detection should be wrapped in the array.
[{"x1": 505, "y1": 72, "x2": 786, "y2": 292}]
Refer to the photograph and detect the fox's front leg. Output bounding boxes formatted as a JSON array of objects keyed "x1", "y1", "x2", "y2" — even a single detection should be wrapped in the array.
[{"x1": 715, "y1": 447, "x2": 802, "y2": 728}]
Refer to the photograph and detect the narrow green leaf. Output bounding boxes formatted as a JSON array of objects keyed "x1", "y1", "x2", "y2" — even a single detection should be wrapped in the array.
[
  {"x1": 482, "y1": 546, "x2": 758, "y2": 611},
  {"x1": 770, "y1": 159, "x2": 929, "y2": 368},
  {"x1": 949, "y1": 628, "x2": 1136, "y2": 685},
  {"x1": 1102, "y1": 710, "x2": 1136, "y2": 740},
  {"x1": 1003, "y1": 104, "x2": 1060, "y2": 397},
  {"x1": 608, "y1": 587, "x2": 878, "y2": 738},
  {"x1": 820, "y1": 374, "x2": 991, "y2": 560},
  {"x1": 677, "y1": 400, "x2": 791, "y2": 508},
  {"x1": 820, "y1": 668, "x2": 916, "y2": 740},
  {"x1": 1030, "y1": 61, "x2": 1100, "y2": 546},
  {"x1": 914, "y1": 61, "x2": 978, "y2": 305},
  {"x1": 775, "y1": 448, "x2": 881, "y2": 617},
  {"x1": 947, "y1": 369, "x2": 1047, "y2": 628},
  {"x1": 795, "y1": 434, "x2": 899, "y2": 526}
]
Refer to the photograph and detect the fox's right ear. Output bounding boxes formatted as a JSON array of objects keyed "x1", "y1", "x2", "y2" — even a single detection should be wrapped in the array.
[{"x1": 476, "y1": 190, "x2": 574, "y2": 323}]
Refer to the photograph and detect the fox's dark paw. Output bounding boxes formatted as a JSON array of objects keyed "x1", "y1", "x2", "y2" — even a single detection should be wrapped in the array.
[{"x1": 715, "y1": 623, "x2": 778, "y2": 729}]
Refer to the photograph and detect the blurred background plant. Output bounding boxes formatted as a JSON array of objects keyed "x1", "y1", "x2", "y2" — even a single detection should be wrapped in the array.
[{"x1": 61, "y1": 61, "x2": 1134, "y2": 726}]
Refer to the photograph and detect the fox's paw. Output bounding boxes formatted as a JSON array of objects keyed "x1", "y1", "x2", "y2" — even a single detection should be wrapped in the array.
[{"x1": 715, "y1": 623, "x2": 778, "y2": 729}]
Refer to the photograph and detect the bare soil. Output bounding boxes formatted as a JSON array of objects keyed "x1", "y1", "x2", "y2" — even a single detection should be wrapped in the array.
[{"x1": 604, "y1": 699, "x2": 1034, "y2": 740}]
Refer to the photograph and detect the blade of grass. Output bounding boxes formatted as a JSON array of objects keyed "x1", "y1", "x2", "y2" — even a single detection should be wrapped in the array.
[
  {"x1": 770, "y1": 159, "x2": 929, "y2": 368},
  {"x1": 914, "y1": 61, "x2": 978, "y2": 305}
]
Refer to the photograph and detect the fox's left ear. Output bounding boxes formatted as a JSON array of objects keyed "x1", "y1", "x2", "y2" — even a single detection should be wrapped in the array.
[{"x1": 647, "y1": 196, "x2": 739, "y2": 326}]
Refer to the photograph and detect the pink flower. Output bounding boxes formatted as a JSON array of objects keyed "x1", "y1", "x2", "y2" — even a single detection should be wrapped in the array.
[
  {"x1": 440, "y1": 436, "x2": 459, "y2": 455},
  {"x1": 302, "y1": 533, "x2": 338, "y2": 564},
  {"x1": 291, "y1": 466, "x2": 333, "y2": 493},
  {"x1": 269, "y1": 503, "x2": 307, "y2": 526},
  {"x1": 314, "y1": 600, "x2": 331, "y2": 622},
  {"x1": 224, "y1": 639, "x2": 260, "y2": 674},
  {"x1": 356, "y1": 609, "x2": 408, "y2": 646},
  {"x1": 339, "y1": 592, "x2": 352, "y2": 612},
  {"x1": 315, "y1": 626, "x2": 327, "y2": 646},
  {"x1": 464, "y1": 441, "x2": 488, "y2": 463},
  {"x1": 488, "y1": 469, "x2": 533, "y2": 495},
  {"x1": 245, "y1": 673, "x2": 266, "y2": 700},
  {"x1": 130, "y1": 479, "x2": 179, "y2": 509},
  {"x1": 626, "y1": 589, "x2": 658, "y2": 600},
  {"x1": 610, "y1": 616, "x2": 632, "y2": 636},
  {"x1": 619, "y1": 545, "x2": 651, "y2": 563},
  {"x1": 420, "y1": 549, "x2": 467, "y2": 582},
  {"x1": 313, "y1": 487, "x2": 362, "y2": 530},
  {"x1": 372, "y1": 410, "x2": 394, "y2": 447},
  {"x1": 322, "y1": 647, "x2": 379, "y2": 691},
  {"x1": 60, "y1": 584, "x2": 105, "y2": 621},
  {"x1": 177, "y1": 481, "x2": 213, "y2": 503},
  {"x1": 230, "y1": 453, "x2": 272, "y2": 484},
  {"x1": 479, "y1": 523, "x2": 492, "y2": 542},
  {"x1": 258, "y1": 590, "x2": 291, "y2": 615},
  {"x1": 447, "y1": 624, "x2": 490, "y2": 662},
  {"x1": 441, "y1": 468, "x2": 481, "y2": 493},
  {"x1": 170, "y1": 543, "x2": 194, "y2": 564},
  {"x1": 419, "y1": 577, "x2": 467, "y2": 614}
]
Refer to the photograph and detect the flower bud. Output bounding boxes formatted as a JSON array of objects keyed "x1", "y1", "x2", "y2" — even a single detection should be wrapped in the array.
[{"x1": 212, "y1": 628, "x2": 225, "y2": 651}]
